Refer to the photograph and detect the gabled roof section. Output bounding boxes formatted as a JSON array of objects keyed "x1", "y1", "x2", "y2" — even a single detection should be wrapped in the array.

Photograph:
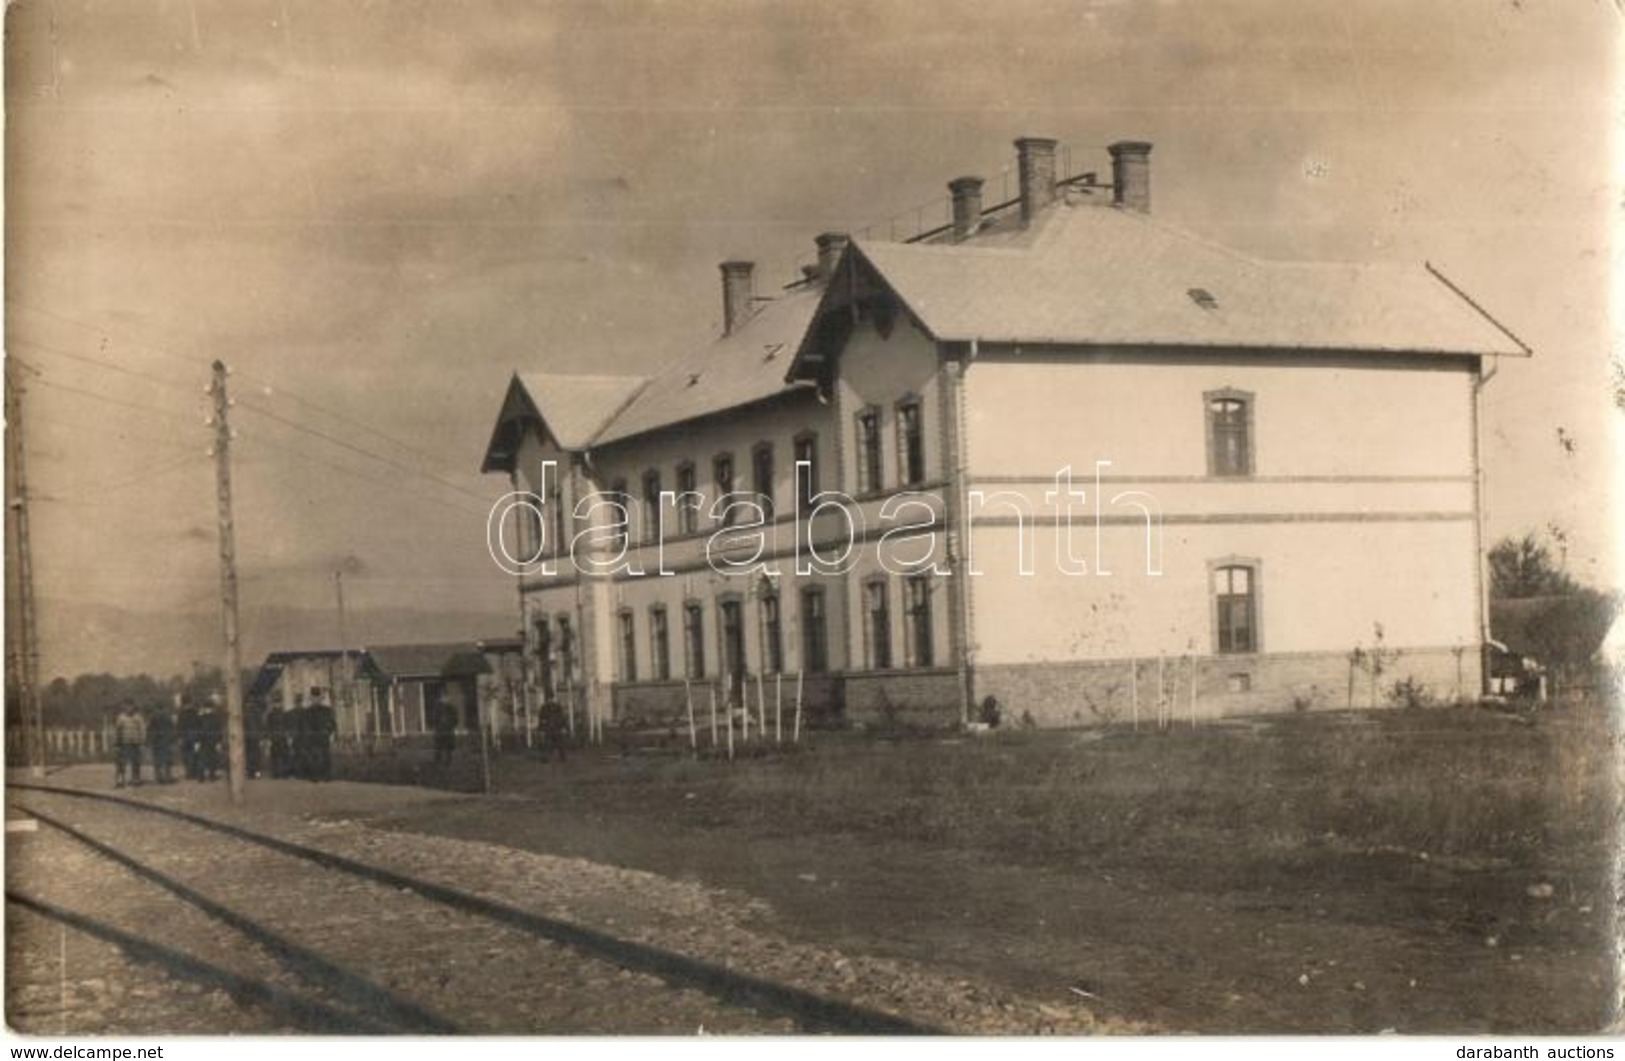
[
  {"x1": 481, "y1": 371, "x2": 648, "y2": 472},
  {"x1": 483, "y1": 289, "x2": 820, "y2": 464},
  {"x1": 248, "y1": 649, "x2": 355, "y2": 700},
  {"x1": 590, "y1": 286, "x2": 823, "y2": 446},
  {"x1": 366, "y1": 641, "x2": 484, "y2": 681},
  {"x1": 791, "y1": 202, "x2": 1528, "y2": 376}
]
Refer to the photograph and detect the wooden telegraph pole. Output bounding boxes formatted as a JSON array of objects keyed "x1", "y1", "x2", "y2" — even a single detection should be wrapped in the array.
[
  {"x1": 210, "y1": 361, "x2": 247, "y2": 804},
  {"x1": 6, "y1": 366, "x2": 45, "y2": 778},
  {"x1": 335, "y1": 569, "x2": 357, "y2": 741}
]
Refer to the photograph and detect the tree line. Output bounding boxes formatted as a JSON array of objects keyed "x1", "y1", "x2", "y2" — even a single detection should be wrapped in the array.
[{"x1": 13, "y1": 664, "x2": 259, "y2": 729}]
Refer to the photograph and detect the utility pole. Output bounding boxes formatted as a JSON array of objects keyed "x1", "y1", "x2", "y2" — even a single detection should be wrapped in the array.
[
  {"x1": 335, "y1": 570, "x2": 356, "y2": 741},
  {"x1": 6, "y1": 365, "x2": 44, "y2": 778},
  {"x1": 210, "y1": 361, "x2": 247, "y2": 804}
]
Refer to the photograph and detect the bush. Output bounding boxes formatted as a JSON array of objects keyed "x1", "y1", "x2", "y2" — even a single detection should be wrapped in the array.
[{"x1": 1388, "y1": 676, "x2": 1433, "y2": 709}]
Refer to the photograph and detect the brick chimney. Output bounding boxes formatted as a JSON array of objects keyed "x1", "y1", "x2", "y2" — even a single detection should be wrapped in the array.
[
  {"x1": 815, "y1": 232, "x2": 850, "y2": 280},
  {"x1": 948, "y1": 176, "x2": 984, "y2": 241},
  {"x1": 1108, "y1": 141, "x2": 1152, "y2": 213},
  {"x1": 720, "y1": 260, "x2": 755, "y2": 335},
  {"x1": 1014, "y1": 137, "x2": 1058, "y2": 226}
]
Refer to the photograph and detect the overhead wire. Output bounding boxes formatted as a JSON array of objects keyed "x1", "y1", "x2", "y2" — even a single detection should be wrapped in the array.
[
  {"x1": 9, "y1": 301, "x2": 494, "y2": 510},
  {"x1": 235, "y1": 399, "x2": 493, "y2": 507},
  {"x1": 27, "y1": 375, "x2": 207, "y2": 427},
  {"x1": 234, "y1": 430, "x2": 491, "y2": 521},
  {"x1": 9, "y1": 337, "x2": 207, "y2": 397}
]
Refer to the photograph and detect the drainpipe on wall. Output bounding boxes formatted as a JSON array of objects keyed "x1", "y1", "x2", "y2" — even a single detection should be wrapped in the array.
[
  {"x1": 510, "y1": 468, "x2": 534, "y2": 749},
  {"x1": 1472, "y1": 353, "x2": 1499, "y2": 697},
  {"x1": 942, "y1": 338, "x2": 979, "y2": 727}
]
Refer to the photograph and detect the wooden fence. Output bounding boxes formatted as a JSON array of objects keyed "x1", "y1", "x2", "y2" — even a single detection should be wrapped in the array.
[{"x1": 5, "y1": 726, "x2": 114, "y2": 763}]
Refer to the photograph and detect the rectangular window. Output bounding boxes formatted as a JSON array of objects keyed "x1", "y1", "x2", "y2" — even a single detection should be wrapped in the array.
[
  {"x1": 866, "y1": 580, "x2": 892, "y2": 670},
  {"x1": 684, "y1": 602, "x2": 706, "y2": 678},
  {"x1": 856, "y1": 407, "x2": 883, "y2": 494},
  {"x1": 897, "y1": 399, "x2": 925, "y2": 486},
  {"x1": 1214, "y1": 564, "x2": 1258, "y2": 654},
  {"x1": 642, "y1": 469, "x2": 662, "y2": 544},
  {"x1": 650, "y1": 606, "x2": 671, "y2": 681},
  {"x1": 536, "y1": 620, "x2": 555, "y2": 698},
  {"x1": 519, "y1": 499, "x2": 543, "y2": 562},
  {"x1": 549, "y1": 483, "x2": 566, "y2": 557},
  {"x1": 676, "y1": 462, "x2": 698, "y2": 535},
  {"x1": 1206, "y1": 391, "x2": 1254, "y2": 477},
  {"x1": 619, "y1": 611, "x2": 637, "y2": 682},
  {"x1": 906, "y1": 575, "x2": 934, "y2": 668},
  {"x1": 713, "y1": 453, "x2": 736, "y2": 527},
  {"x1": 751, "y1": 442, "x2": 775, "y2": 519},
  {"x1": 609, "y1": 478, "x2": 629, "y2": 550},
  {"x1": 761, "y1": 594, "x2": 783, "y2": 674},
  {"x1": 801, "y1": 587, "x2": 828, "y2": 674},
  {"x1": 558, "y1": 616, "x2": 575, "y2": 690},
  {"x1": 719, "y1": 599, "x2": 746, "y2": 695},
  {"x1": 794, "y1": 433, "x2": 818, "y2": 510}
]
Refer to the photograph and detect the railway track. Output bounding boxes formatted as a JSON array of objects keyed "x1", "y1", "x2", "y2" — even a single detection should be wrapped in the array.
[{"x1": 6, "y1": 780, "x2": 936, "y2": 1036}]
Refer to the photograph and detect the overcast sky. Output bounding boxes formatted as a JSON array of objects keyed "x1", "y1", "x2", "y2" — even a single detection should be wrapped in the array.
[{"x1": 7, "y1": 0, "x2": 1620, "y2": 678}]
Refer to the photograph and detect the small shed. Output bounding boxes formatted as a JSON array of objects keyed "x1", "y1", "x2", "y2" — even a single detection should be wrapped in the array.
[{"x1": 366, "y1": 641, "x2": 483, "y2": 735}]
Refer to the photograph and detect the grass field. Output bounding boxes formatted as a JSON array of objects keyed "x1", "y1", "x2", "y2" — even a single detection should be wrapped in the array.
[{"x1": 342, "y1": 700, "x2": 1621, "y2": 1031}]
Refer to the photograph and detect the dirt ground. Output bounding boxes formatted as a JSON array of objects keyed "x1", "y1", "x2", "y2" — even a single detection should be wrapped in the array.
[
  {"x1": 353, "y1": 707, "x2": 1620, "y2": 1034},
  {"x1": 8, "y1": 705, "x2": 1617, "y2": 1035}
]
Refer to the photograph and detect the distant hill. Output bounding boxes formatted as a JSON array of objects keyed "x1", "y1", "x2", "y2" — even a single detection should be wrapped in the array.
[{"x1": 34, "y1": 599, "x2": 519, "y2": 681}]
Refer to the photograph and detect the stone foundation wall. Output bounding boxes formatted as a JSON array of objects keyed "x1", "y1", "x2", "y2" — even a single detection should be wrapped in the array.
[
  {"x1": 604, "y1": 649, "x2": 1479, "y2": 732},
  {"x1": 975, "y1": 647, "x2": 1480, "y2": 728},
  {"x1": 611, "y1": 673, "x2": 851, "y2": 728},
  {"x1": 841, "y1": 669, "x2": 962, "y2": 729}
]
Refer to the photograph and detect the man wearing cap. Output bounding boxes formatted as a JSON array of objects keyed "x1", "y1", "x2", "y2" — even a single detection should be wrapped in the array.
[
  {"x1": 148, "y1": 700, "x2": 177, "y2": 784},
  {"x1": 197, "y1": 694, "x2": 224, "y2": 781},
  {"x1": 112, "y1": 699, "x2": 146, "y2": 787},
  {"x1": 431, "y1": 692, "x2": 458, "y2": 767},
  {"x1": 306, "y1": 687, "x2": 337, "y2": 781},
  {"x1": 177, "y1": 695, "x2": 202, "y2": 781},
  {"x1": 265, "y1": 697, "x2": 290, "y2": 778}
]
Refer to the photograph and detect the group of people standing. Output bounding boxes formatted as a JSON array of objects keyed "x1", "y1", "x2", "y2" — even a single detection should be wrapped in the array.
[
  {"x1": 261, "y1": 690, "x2": 337, "y2": 781},
  {"x1": 112, "y1": 693, "x2": 228, "y2": 787},
  {"x1": 111, "y1": 687, "x2": 338, "y2": 788}
]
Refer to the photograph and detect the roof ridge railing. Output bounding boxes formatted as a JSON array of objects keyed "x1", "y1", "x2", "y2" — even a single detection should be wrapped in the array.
[{"x1": 780, "y1": 143, "x2": 1113, "y2": 289}]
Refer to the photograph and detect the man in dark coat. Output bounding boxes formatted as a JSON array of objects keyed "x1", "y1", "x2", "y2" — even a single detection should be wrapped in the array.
[
  {"x1": 307, "y1": 687, "x2": 337, "y2": 782},
  {"x1": 197, "y1": 696, "x2": 224, "y2": 781},
  {"x1": 148, "y1": 701, "x2": 177, "y2": 784},
  {"x1": 287, "y1": 693, "x2": 310, "y2": 779},
  {"x1": 540, "y1": 698, "x2": 568, "y2": 763},
  {"x1": 431, "y1": 693, "x2": 458, "y2": 767},
  {"x1": 265, "y1": 699, "x2": 290, "y2": 778},
  {"x1": 244, "y1": 698, "x2": 264, "y2": 779},
  {"x1": 177, "y1": 696, "x2": 202, "y2": 781}
]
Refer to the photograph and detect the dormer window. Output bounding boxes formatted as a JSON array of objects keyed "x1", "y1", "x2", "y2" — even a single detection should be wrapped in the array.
[{"x1": 1205, "y1": 389, "x2": 1254, "y2": 477}]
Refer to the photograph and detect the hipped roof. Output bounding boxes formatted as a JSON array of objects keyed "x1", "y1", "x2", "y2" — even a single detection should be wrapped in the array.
[
  {"x1": 836, "y1": 204, "x2": 1528, "y2": 358},
  {"x1": 488, "y1": 189, "x2": 1527, "y2": 467}
]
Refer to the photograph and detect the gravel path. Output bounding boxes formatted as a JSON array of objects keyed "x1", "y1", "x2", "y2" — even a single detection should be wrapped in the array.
[{"x1": 6, "y1": 770, "x2": 1137, "y2": 1035}]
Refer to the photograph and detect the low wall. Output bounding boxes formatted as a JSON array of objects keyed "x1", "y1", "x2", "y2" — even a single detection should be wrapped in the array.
[
  {"x1": 975, "y1": 646, "x2": 1481, "y2": 728},
  {"x1": 841, "y1": 669, "x2": 961, "y2": 728}
]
